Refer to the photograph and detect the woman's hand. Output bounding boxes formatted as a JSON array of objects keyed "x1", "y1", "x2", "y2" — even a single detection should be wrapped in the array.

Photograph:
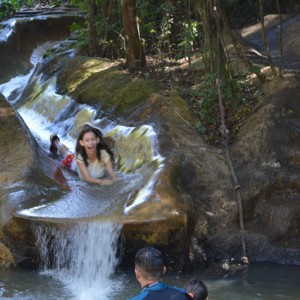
[
  {"x1": 100, "y1": 177, "x2": 120, "y2": 185},
  {"x1": 100, "y1": 178, "x2": 115, "y2": 185}
]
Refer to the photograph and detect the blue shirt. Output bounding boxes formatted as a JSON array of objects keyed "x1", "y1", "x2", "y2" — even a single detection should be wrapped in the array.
[{"x1": 128, "y1": 282, "x2": 192, "y2": 300}]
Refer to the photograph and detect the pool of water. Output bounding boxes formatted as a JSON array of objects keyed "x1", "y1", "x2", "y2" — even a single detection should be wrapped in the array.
[{"x1": 1, "y1": 262, "x2": 300, "y2": 300}]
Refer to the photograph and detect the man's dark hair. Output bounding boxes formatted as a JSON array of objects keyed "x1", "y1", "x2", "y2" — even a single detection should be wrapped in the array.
[
  {"x1": 135, "y1": 247, "x2": 165, "y2": 279},
  {"x1": 184, "y1": 278, "x2": 208, "y2": 300}
]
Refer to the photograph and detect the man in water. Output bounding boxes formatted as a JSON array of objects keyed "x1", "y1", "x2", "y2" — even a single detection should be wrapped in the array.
[
  {"x1": 184, "y1": 278, "x2": 208, "y2": 300},
  {"x1": 128, "y1": 247, "x2": 192, "y2": 300}
]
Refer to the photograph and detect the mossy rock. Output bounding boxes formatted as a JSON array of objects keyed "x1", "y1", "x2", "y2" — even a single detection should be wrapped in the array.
[
  {"x1": 56, "y1": 56, "x2": 158, "y2": 115},
  {"x1": 170, "y1": 94, "x2": 195, "y2": 125},
  {"x1": 70, "y1": 67, "x2": 132, "y2": 106},
  {"x1": 107, "y1": 125, "x2": 157, "y2": 173},
  {"x1": 71, "y1": 70, "x2": 157, "y2": 115},
  {"x1": 56, "y1": 56, "x2": 121, "y2": 95},
  {"x1": 122, "y1": 214, "x2": 186, "y2": 247},
  {"x1": 112, "y1": 77, "x2": 157, "y2": 114},
  {"x1": 0, "y1": 242, "x2": 15, "y2": 267},
  {"x1": 68, "y1": 108, "x2": 97, "y2": 139}
]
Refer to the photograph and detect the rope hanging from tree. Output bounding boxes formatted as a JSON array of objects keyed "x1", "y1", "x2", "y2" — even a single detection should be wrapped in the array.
[{"x1": 213, "y1": 0, "x2": 249, "y2": 265}]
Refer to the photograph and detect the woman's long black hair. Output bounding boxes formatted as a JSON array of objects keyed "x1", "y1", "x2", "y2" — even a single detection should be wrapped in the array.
[{"x1": 75, "y1": 124, "x2": 114, "y2": 167}]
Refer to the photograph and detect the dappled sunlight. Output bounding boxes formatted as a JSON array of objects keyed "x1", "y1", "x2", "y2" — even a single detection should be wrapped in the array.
[{"x1": 61, "y1": 58, "x2": 119, "y2": 94}]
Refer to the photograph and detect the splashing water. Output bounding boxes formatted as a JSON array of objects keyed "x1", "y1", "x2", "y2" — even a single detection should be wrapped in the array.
[
  {"x1": 0, "y1": 41, "x2": 65, "y2": 103},
  {"x1": 34, "y1": 222, "x2": 122, "y2": 300},
  {"x1": 0, "y1": 40, "x2": 165, "y2": 299}
]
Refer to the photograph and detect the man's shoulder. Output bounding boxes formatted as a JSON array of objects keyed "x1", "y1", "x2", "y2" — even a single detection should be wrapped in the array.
[
  {"x1": 127, "y1": 290, "x2": 149, "y2": 300},
  {"x1": 164, "y1": 285, "x2": 192, "y2": 299},
  {"x1": 142, "y1": 283, "x2": 192, "y2": 299},
  {"x1": 128, "y1": 282, "x2": 192, "y2": 300}
]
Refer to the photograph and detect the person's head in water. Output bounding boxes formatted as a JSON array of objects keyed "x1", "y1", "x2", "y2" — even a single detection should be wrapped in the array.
[
  {"x1": 184, "y1": 279, "x2": 208, "y2": 300},
  {"x1": 75, "y1": 123, "x2": 113, "y2": 166},
  {"x1": 130, "y1": 247, "x2": 193, "y2": 300},
  {"x1": 50, "y1": 133, "x2": 60, "y2": 154},
  {"x1": 134, "y1": 247, "x2": 166, "y2": 285}
]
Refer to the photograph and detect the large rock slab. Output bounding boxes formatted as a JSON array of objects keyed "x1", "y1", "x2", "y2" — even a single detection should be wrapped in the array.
[{"x1": 0, "y1": 93, "x2": 34, "y2": 266}]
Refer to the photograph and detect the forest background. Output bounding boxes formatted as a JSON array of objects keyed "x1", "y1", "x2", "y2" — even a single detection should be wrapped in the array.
[{"x1": 1, "y1": 0, "x2": 299, "y2": 145}]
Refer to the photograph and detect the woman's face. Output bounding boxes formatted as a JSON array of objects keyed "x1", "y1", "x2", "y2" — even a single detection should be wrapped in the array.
[{"x1": 79, "y1": 131, "x2": 99, "y2": 155}]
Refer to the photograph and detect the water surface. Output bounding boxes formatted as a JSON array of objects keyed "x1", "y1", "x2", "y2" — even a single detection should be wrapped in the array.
[{"x1": 1, "y1": 262, "x2": 300, "y2": 299}]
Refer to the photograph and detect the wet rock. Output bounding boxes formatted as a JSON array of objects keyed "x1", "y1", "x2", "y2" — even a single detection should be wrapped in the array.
[
  {"x1": 3, "y1": 218, "x2": 39, "y2": 269},
  {"x1": 0, "y1": 93, "x2": 33, "y2": 186},
  {"x1": 0, "y1": 241, "x2": 15, "y2": 267},
  {"x1": 55, "y1": 56, "x2": 158, "y2": 115},
  {"x1": 0, "y1": 12, "x2": 83, "y2": 84}
]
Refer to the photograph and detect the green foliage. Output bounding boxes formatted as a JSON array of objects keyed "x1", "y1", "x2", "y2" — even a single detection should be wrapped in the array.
[
  {"x1": 190, "y1": 71, "x2": 245, "y2": 144},
  {"x1": 94, "y1": 3, "x2": 123, "y2": 58},
  {"x1": 177, "y1": 20, "x2": 202, "y2": 59},
  {"x1": 0, "y1": 0, "x2": 64, "y2": 21},
  {"x1": 192, "y1": 72, "x2": 219, "y2": 135},
  {"x1": 69, "y1": 21, "x2": 88, "y2": 48},
  {"x1": 137, "y1": 0, "x2": 172, "y2": 54},
  {"x1": 60, "y1": 0, "x2": 123, "y2": 58},
  {"x1": 156, "y1": 1, "x2": 176, "y2": 56},
  {"x1": 248, "y1": 64, "x2": 261, "y2": 75},
  {"x1": 0, "y1": 1, "x2": 16, "y2": 21},
  {"x1": 136, "y1": 0, "x2": 204, "y2": 60},
  {"x1": 70, "y1": 0, "x2": 86, "y2": 11},
  {"x1": 51, "y1": 0, "x2": 62, "y2": 6},
  {"x1": 56, "y1": 0, "x2": 203, "y2": 62}
]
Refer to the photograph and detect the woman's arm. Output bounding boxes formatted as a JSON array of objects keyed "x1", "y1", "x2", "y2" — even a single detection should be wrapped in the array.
[
  {"x1": 76, "y1": 161, "x2": 104, "y2": 185},
  {"x1": 105, "y1": 159, "x2": 117, "y2": 179},
  {"x1": 100, "y1": 159, "x2": 119, "y2": 185}
]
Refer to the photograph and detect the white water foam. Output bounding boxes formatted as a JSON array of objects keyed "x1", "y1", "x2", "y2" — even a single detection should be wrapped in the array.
[
  {"x1": 18, "y1": 107, "x2": 76, "y2": 152},
  {"x1": 0, "y1": 41, "x2": 62, "y2": 103},
  {"x1": 34, "y1": 222, "x2": 122, "y2": 300},
  {"x1": 0, "y1": 19, "x2": 16, "y2": 41}
]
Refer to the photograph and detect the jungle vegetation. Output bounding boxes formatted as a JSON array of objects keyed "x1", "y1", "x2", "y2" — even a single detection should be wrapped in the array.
[{"x1": 1, "y1": 0, "x2": 299, "y2": 144}]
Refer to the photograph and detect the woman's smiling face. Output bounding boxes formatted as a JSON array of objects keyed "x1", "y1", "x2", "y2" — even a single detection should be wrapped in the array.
[{"x1": 79, "y1": 131, "x2": 99, "y2": 155}]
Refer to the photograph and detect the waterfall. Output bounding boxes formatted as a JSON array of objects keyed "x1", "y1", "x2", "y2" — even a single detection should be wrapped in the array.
[
  {"x1": 0, "y1": 40, "x2": 164, "y2": 299},
  {"x1": 34, "y1": 221, "x2": 123, "y2": 300}
]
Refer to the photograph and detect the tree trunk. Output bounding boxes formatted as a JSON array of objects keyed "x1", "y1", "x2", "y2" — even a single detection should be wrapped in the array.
[
  {"x1": 194, "y1": 0, "x2": 217, "y2": 73},
  {"x1": 220, "y1": 5, "x2": 266, "y2": 83},
  {"x1": 276, "y1": 0, "x2": 283, "y2": 76},
  {"x1": 97, "y1": 0, "x2": 120, "y2": 58},
  {"x1": 259, "y1": 0, "x2": 277, "y2": 76},
  {"x1": 121, "y1": 0, "x2": 146, "y2": 70},
  {"x1": 186, "y1": 0, "x2": 192, "y2": 65},
  {"x1": 87, "y1": 0, "x2": 97, "y2": 57}
]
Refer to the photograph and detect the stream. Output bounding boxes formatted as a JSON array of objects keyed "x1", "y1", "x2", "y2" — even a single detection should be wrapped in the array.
[
  {"x1": 0, "y1": 38, "x2": 300, "y2": 300},
  {"x1": 0, "y1": 262, "x2": 300, "y2": 299}
]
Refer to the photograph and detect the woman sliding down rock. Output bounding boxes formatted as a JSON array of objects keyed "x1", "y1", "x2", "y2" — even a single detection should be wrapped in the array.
[{"x1": 50, "y1": 123, "x2": 118, "y2": 186}]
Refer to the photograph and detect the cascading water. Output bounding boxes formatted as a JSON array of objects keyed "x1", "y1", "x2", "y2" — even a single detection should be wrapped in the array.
[
  {"x1": 0, "y1": 41, "x2": 164, "y2": 222},
  {"x1": 0, "y1": 40, "x2": 164, "y2": 299},
  {"x1": 34, "y1": 221, "x2": 122, "y2": 300}
]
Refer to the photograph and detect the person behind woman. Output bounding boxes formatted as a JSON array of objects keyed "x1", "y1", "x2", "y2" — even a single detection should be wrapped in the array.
[
  {"x1": 183, "y1": 279, "x2": 208, "y2": 300},
  {"x1": 50, "y1": 123, "x2": 117, "y2": 185}
]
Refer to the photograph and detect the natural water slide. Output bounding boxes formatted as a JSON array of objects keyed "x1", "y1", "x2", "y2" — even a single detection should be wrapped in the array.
[{"x1": 0, "y1": 12, "x2": 187, "y2": 298}]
